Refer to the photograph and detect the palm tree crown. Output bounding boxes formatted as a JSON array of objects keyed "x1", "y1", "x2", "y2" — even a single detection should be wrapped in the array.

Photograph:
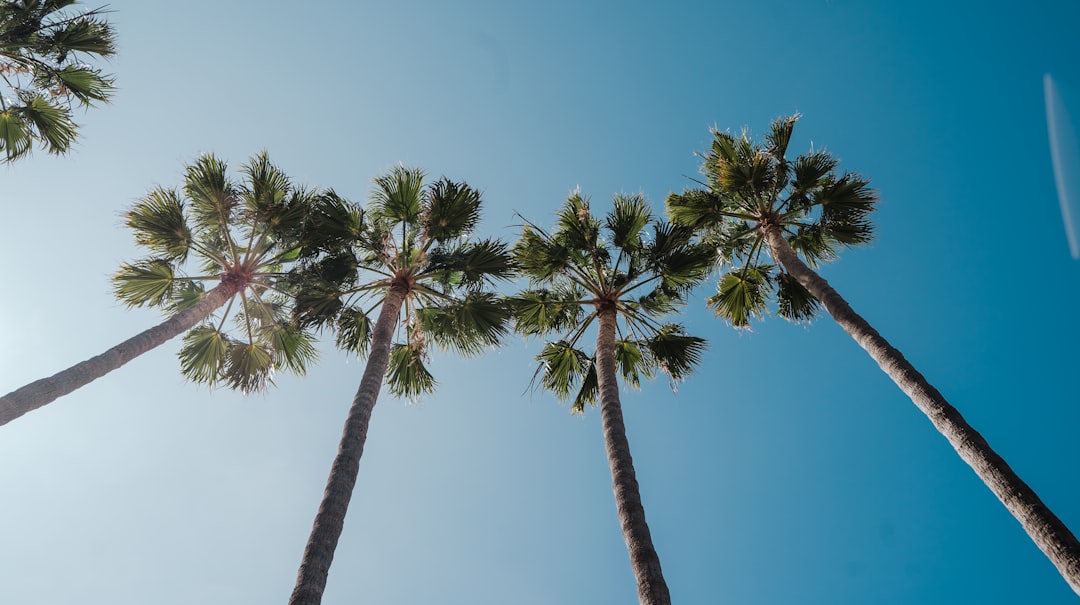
[
  {"x1": 287, "y1": 166, "x2": 513, "y2": 605},
  {"x1": 512, "y1": 191, "x2": 711, "y2": 406},
  {"x1": 510, "y1": 191, "x2": 711, "y2": 605},
  {"x1": 667, "y1": 113, "x2": 876, "y2": 327},
  {"x1": 0, "y1": 152, "x2": 317, "y2": 426},
  {"x1": 0, "y1": 0, "x2": 116, "y2": 162},
  {"x1": 295, "y1": 165, "x2": 514, "y2": 394},
  {"x1": 113, "y1": 152, "x2": 318, "y2": 392}
]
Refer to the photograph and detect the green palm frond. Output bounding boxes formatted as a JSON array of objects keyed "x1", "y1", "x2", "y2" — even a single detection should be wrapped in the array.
[
  {"x1": 301, "y1": 190, "x2": 365, "y2": 255},
  {"x1": 570, "y1": 361, "x2": 598, "y2": 414},
  {"x1": 373, "y1": 165, "x2": 425, "y2": 225},
  {"x1": 425, "y1": 178, "x2": 482, "y2": 243},
  {"x1": 513, "y1": 223, "x2": 572, "y2": 283},
  {"x1": 112, "y1": 259, "x2": 176, "y2": 308},
  {"x1": 646, "y1": 324, "x2": 707, "y2": 384},
  {"x1": 665, "y1": 189, "x2": 728, "y2": 230},
  {"x1": 334, "y1": 306, "x2": 372, "y2": 355},
  {"x1": 0, "y1": 109, "x2": 34, "y2": 160},
  {"x1": 184, "y1": 154, "x2": 237, "y2": 233},
  {"x1": 607, "y1": 193, "x2": 652, "y2": 251},
  {"x1": 555, "y1": 191, "x2": 600, "y2": 251},
  {"x1": 166, "y1": 280, "x2": 206, "y2": 314},
  {"x1": 787, "y1": 224, "x2": 837, "y2": 268},
  {"x1": 263, "y1": 321, "x2": 319, "y2": 374},
  {"x1": 225, "y1": 340, "x2": 274, "y2": 393},
  {"x1": 13, "y1": 94, "x2": 76, "y2": 155},
  {"x1": 614, "y1": 338, "x2": 651, "y2": 389},
  {"x1": 536, "y1": 340, "x2": 591, "y2": 402},
  {"x1": 775, "y1": 272, "x2": 819, "y2": 323},
  {"x1": 387, "y1": 343, "x2": 435, "y2": 398},
  {"x1": 766, "y1": 114, "x2": 799, "y2": 162},
  {"x1": 421, "y1": 291, "x2": 510, "y2": 356},
  {"x1": 426, "y1": 238, "x2": 514, "y2": 288},
  {"x1": 50, "y1": 64, "x2": 111, "y2": 104},
  {"x1": 509, "y1": 288, "x2": 586, "y2": 336},
  {"x1": 707, "y1": 265, "x2": 772, "y2": 327},
  {"x1": 179, "y1": 325, "x2": 229, "y2": 385},
  {"x1": 125, "y1": 189, "x2": 192, "y2": 262}
]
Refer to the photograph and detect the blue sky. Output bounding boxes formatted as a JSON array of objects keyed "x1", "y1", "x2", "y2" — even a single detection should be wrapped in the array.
[{"x1": 2, "y1": 1, "x2": 1079, "y2": 603}]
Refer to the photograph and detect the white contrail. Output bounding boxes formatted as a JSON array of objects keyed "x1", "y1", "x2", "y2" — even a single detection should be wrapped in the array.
[{"x1": 1043, "y1": 73, "x2": 1080, "y2": 260}]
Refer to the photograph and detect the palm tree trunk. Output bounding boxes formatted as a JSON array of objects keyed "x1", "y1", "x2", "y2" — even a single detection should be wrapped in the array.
[
  {"x1": 595, "y1": 306, "x2": 671, "y2": 605},
  {"x1": 0, "y1": 282, "x2": 236, "y2": 427},
  {"x1": 762, "y1": 225, "x2": 1080, "y2": 595},
  {"x1": 289, "y1": 286, "x2": 406, "y2": 605}
]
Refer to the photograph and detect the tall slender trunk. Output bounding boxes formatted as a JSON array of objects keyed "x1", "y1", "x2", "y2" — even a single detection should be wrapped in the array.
[
  {"x1": 0, "y1": 282, "x2": 236, "y2": 427},
  {"x1": 595, "y1": 306, "x2": 671, "y2": 605},
  {"x1": 762, "y1": 225, "x2": 1080, "y2": 595},
  {"x1": 289, "y1": 286, "x2": 406, "y2": 605}
]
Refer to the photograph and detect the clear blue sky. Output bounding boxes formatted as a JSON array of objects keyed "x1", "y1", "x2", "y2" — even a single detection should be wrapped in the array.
[{"x1": 2, "y1": 1, "x2": 1079, "y2": 603}]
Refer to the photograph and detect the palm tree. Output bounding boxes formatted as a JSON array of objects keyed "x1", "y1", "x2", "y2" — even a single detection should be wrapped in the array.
[
  {"x1": 0, "y1": 152, "x2": 318, "y2": 426},
  {"x1": 510, "y1": 191, "x2": 712, "y2": 605},
  {"x1": 286, "y1": 166, "x2": 513, "y2": 605},
  {"x1": 666, "y1": 114, "x2": 1080, "y2": 595},
  {"x1": 0, "y1": 0, "x2": 116, "y2": 162}
]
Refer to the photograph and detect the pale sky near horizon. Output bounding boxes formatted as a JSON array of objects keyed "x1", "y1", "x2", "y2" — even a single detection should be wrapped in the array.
[{"x1": 2, "y1": 2, "x2": 1080, "y2": 604}]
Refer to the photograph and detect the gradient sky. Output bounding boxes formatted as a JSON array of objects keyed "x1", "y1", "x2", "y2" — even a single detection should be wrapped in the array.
[{"x1": 2, "y1": 1, "x2": 1080, "y2": 604}]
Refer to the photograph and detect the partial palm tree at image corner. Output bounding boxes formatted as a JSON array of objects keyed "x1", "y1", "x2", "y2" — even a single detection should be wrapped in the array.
[{"x1": 0, "y1": 0, "x2": 117, "y2": 162}]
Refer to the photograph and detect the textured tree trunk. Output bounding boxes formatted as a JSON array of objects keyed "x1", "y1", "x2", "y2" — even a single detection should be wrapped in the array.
[
  {"x1": 595, "y1": 307, "x2": 671, "y2": 605},
  {"x1": 0, "y1": 282, "x2": 236, "y2": 427},
  {"x1": 289, "y1": 286, "x2": 406, "y2": 605},
  {"x1": 763, "y1": 225, "x2": 1080, "y2": 595}
]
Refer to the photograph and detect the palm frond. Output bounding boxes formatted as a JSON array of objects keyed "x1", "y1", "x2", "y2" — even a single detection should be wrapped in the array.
[
  {"x1": 225, "y1": 340, "x2": 274, "y2": 393},
  {"x1": 386, "y1": 343, "x2": 436, "y2": 398},
  {"x1": 373, "y1": 165, "x2": 425, "y2": 225},
  {"x1": 184, "y1": 154, "x2": 237, "y2": 233},
  {"x1": 614, "y1": 338, "x2": 652, "y2": 389},
  {"x1": 335, "y1": 306, "x2": 373, "y2": 355},
  {"x1": 509, "y1": 288, "x2": 585, "y2": 336},
  {"x1": 424, "y1": 178, "x2": 482, "y2": 243},
  {"x1": 166, "y1": 280, "x2": 206, "y2": 314},
  {"x1": 646, "y1": 324, "x2": 707, "y2": 384},
  {"x1": 112, "y1": 259, "x2": 176, "y2": 308},
  {"x1": 706, "y1": 265, "x2": 772, "y2": 327},
  {"x1": 606, "y1": 193, "x2": 652, "y2": 251},
  {"x1": 554, "y1": 191, "x2": 600, "y2": 252},
  {"x1": 775, "y1": 272, "x2": 819, "y2": 323},
  {"x1": 179, "y1": 325, "x2": 229, "y2": 385},
  {"x1": 125, "y1": 188, "x2": 192, "y2": 261},
  {"x1": 421, "y1": 291, "x2": 510, "y2": 356},
  {"x1": 536, "y1": 340, "x2": 591, "y2": 401}
]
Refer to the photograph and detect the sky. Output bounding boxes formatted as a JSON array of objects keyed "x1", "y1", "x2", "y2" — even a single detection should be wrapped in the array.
[{"x1": 2, "y1": 1, "x2": 1080, "y2": 604}]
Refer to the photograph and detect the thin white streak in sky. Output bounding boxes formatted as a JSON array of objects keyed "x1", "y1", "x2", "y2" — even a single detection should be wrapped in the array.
[{"x1": 1044, "y1": 73, "x2": 1080, "y2": 259}]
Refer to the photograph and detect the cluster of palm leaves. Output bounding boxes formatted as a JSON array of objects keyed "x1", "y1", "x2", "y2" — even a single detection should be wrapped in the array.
[{"x1": 0, "y1": 0, "x2": 115, "y2": 162}]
